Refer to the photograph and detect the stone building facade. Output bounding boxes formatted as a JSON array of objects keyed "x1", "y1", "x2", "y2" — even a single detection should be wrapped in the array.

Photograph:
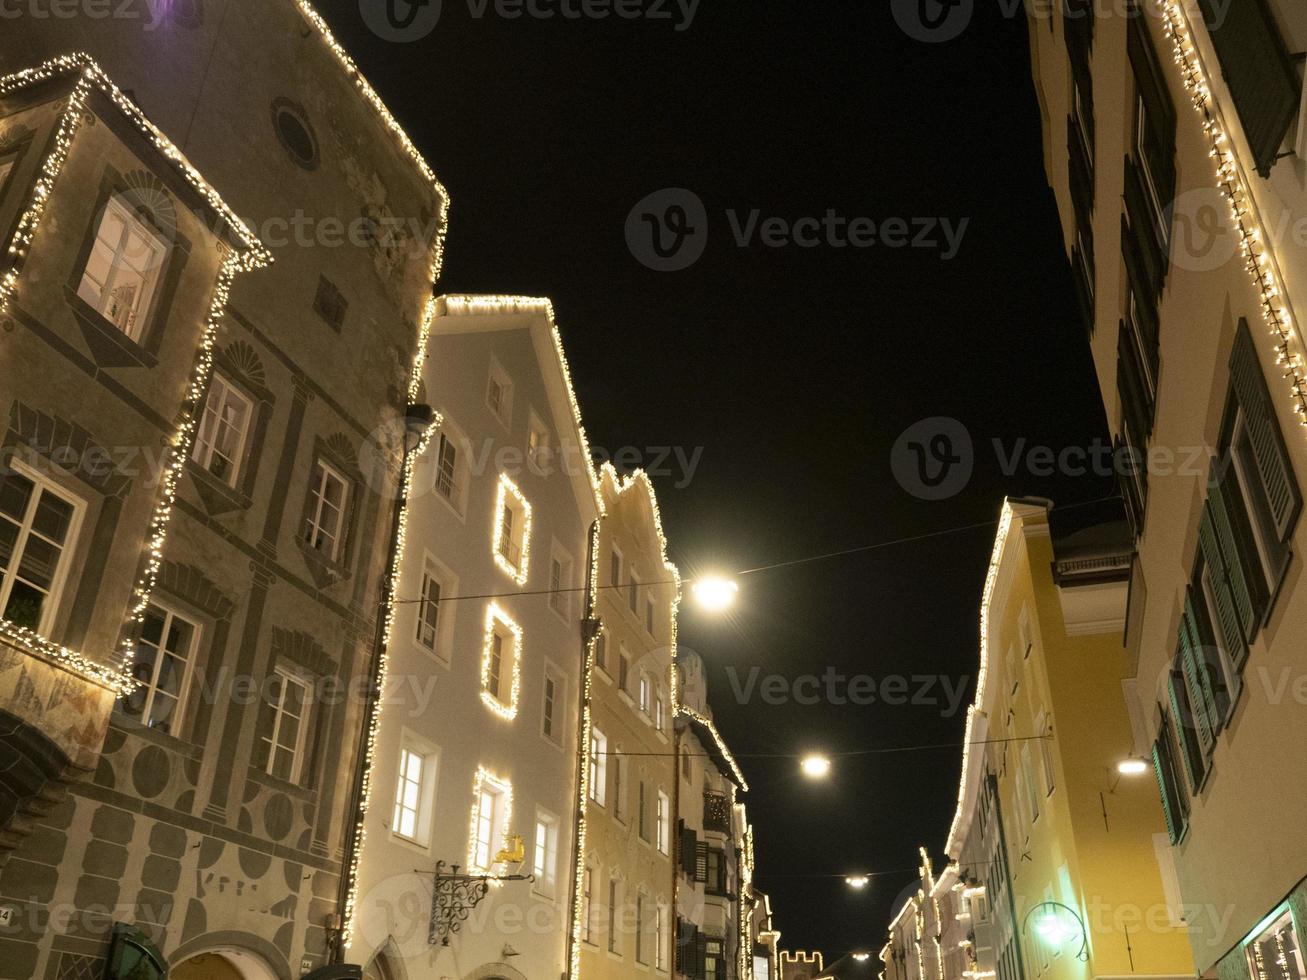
[{"x1": 0, "y1": 2, "x2": 446, "y2": 977}]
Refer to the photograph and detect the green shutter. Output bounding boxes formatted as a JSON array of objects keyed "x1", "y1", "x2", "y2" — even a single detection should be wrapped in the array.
[
  {"x1": 1176, "y1": 607, "x2": 1215, "y2": 756},
  {"x1": 1184, "y1": 587, "x2": 1225, "y2": 736},
  {"x1": 1206, "y1": 481, "x2": 1259, "y2": 638},
  {"x1": 1198, "y1": 510, "x2": 1249, "y2": 670},
  {"x1": 1231, "y1": 319, "x2": 1302, "y2": 542},
  {"x1": 1152, "y1": 737, "x2": 1181, "y2": 845},
  {"x1": 1168, "y1": 670, "x2": 1205, "y2": 792}
]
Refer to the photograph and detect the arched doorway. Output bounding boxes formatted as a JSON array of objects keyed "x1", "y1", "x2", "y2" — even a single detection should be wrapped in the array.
[{"x1": 171, "y1": 947, "x2": 278, "y2": 980}]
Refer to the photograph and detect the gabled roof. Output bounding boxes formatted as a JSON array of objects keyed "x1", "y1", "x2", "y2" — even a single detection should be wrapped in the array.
[
  {"x1": 431, "y1": 295, "x2": 602, "y2": 522},
  {"x1": 677, "y1": 703, "x2": 748, "y2": 791}
]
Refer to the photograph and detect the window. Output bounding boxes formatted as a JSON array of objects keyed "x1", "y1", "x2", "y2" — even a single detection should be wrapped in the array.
[
  {"x1": 304, "y1": 459, "x2": 349, "y2": 562},
  {"x1": 705, "y1": 938, "x2": 724, "y2": 980},
  {"x1": 470, "y1": 772, "x2": 511, "y2": 873},
  {"x1": 614, "y1": 748, "x2": 627, "y2": 822},
  {"x1": 76, "y1": 194, "x2": 167, "y2": 340},
  {"x1": 636, "y1": 893, "x2": 647, "y2": 964},
  {"x1": 528, "y1": 413, "x2": 551, "y2": 469},
  {"x1": 619, "y1": 646, "x2": 631, "y2": 693},
  {"x1": 480, "y1": 605, "x2": 522, "y2": 718},
  {"x1": 533, "y1": 809, "x2": 560, "y2": 894},
  {"x1": 704, "y1": 846, "x2": 726, "y2": 894},
  {"x1": 582, "y1": 864, "x2": 596, "y2": 944},
  {"x1": 254, "y1": 669, "x2": 310, "y2": 782},
  {"x1": 589, "y1": 727, "x2": 608, "y2": 806},
  {"x1": 646, "y1": 595, "x2": 656, "y2": 634},
  {"x1": 549, "y1": 553, "x2": 570, "y2": 617},
  {"x1": 638, "y1": 781, "x2": 649, "y2": 840},
  {"x1": 392, "y1": 744, "x2": 435, "y2": 844},
  {"x1": 628, "y1": 571, "x2": 639, "y2": 614},
  {"x1": 654, "y1": 693, "x2": 666, "y2": 733},
  {"x1": 416, "y1": 563, "x2": 442, "y2": 651},
  {"x1": 434, "y1": 433, "x2": 461, "y2": 505},
  {"x1": 1128, "y1": 14, "x2": 1176, "y2": 254},
  {"x1": 542, "y1": 666, "x2": 564, "y2": 743},
  {"x1": 594, "y1": 627, "x2": 608, "y2": 672},
  {"x1": 1036, "y1": 713, "x2": 1055, "y2": 795},
  {"x1": 655, "y1": 905, "x2": 668, "y2": 971},
  {"x1": 1245, "y1": 908, "x2": 1304, "y2": 980},
  {"x1": 312, "y1": 275, "x2": 347, "y2": 331},
  {"x1": 1022, "y1": 746, "x2": 1039, "y2": 822},
  {"x1": 0, "y1": 466, "x2": 82, "y2": 633},
  {"x1": 639, "y1": 672, "x2": 652, "y2": 715},
  {"x1": 120, "y1": 602, "x2": 197, "y2": 734},
  {"x1": 1152, "y1": 710, "x2": 1189, "y2": 845},
  {"x1": 192, "y1": 374, "x2": 253, "y2": 488},
  {"x1": 492, "y1": 475, "x2": 532, "y2": 584},
  {"x1": 656, "y1": 790, "x2": 670, "y2": 853},
  {"x1": 486, "y1": 359, "x2": 513, "y2": 424},
  {"x1": 610, "y1": 548, "x2": 622, "y2": 589},
  {"x1": 608, "y1": 877, "x2": 621, "y2": 953}
]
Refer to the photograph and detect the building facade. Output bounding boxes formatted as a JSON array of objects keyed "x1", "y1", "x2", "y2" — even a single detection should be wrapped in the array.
[
  {"x1": 0, "y1": 2, "x2": 446, "y2": 976},
  {"x1": 780, "y1": 950, "x2": 825, "y2": 980},
  {"x1": 577, "y1": 464, "x2": 678, "y2": 980},
  {"x1": 1026, "y1": 0, "x2": 1307, "y2": 975},
  {"x1": 344, "y1": 295, "x2": 598, "y2": 980}
]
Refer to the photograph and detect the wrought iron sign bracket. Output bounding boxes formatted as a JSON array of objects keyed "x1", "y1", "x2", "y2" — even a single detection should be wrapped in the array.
[{"x1": 422, "y1": 861, "x2": 535, "y2": 946}]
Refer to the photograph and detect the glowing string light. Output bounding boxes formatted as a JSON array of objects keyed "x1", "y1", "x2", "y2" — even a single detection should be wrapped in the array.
[{"x1": 479, "y1": 602, "x2": 524, "y2": 720}]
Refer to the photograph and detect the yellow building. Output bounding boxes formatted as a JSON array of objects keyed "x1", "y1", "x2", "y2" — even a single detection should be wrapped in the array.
[
  {"x1": 578, "y1": 464, "x2": 679, "y2": 979},
  {"x1": 946, "y1": 500, "x2": 1195, "y2": 980}
]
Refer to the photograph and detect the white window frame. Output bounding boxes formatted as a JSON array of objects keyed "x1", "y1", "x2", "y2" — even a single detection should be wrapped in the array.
[
  {"x1": 431, "y1": 428, "x2": 466, "y2": 515},
  {"x1": 628, "y1": 570, "x2": 640, "y2": 614},
  {"x1": 532, "y1": 807, "x2": 560, "y2": 896},
  {"x1": 654, "y1": 691, "x2": 666, "y2": 733},
  {"x1": 0, "y1": 461, "x2": 85, "y2": 637},
  {"x1": 415, "y1": 560, "x2": 443, "y2": 652},
  {"x1": 549, "y1": 544, "x2": 572, "y2": 619},
  {"x1": 486, "y1": 356, "x2": 513, "y2": 426},
  {"x1": 492, "y1": 474, "x2": 532, "y2": 584},
  {"x1": 608, "y1": 875, "x2": 621, "y2": 954},
  {"x1": 656, "y1": 789, "x2": 670, "y2": 854},
  {"x1": 304, "y1": 458, "x2": 350, "y2": 562},
  {"x1": 481, "y1": 603, "x2": 523, "y2": 718},
  {"x1": 191, "y1": 372, "x2": 253, "y2": 488},
  {"x1": 527, "y1": 410, "x2": 552, "y2": 472},
  {"x1": 469, "y1": 768, "x2": 512, "y2": 873},
  {"x1": 655, "y1": 903, "x2": 668, "y2": 971},
  {"x1": 391, "y1": 737, "x2": 438, "y2": 847},
  {"x1": 258, "y1": 668, "x2": 311, "y2": 783},
  {"x1": 639, "y1": 672, "x2": 652, "y2": 715},
  {"x1": 609, "y1": 546, "x2": 622, "y2": 590},
  {"x1": 542, "y1": 662, "x2": 566, "y2": 745},
  {"x1": 76, "y1": 193, "x2": 167, "y2": 340},
  {"x1": 122, "y1": 600, "x2": 199, "y2": 735},
  {"x1": 589, "y1": 727, "x2": 608, "y2": 807},
  {"x1": 582, "y1": 862, "x2": 597, "y2": 944}
]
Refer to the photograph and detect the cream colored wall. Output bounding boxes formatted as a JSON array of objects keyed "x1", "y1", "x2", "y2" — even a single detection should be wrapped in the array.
[{"x1": 580, "y1": 470, "x2": 677, "y2": 980}]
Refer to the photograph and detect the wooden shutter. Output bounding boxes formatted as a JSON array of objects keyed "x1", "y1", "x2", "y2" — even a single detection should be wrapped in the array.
[
  {"x1": 1230, "y1": 319, "x2": 1302, "y2": 542},
  {"x1": 1177, "y1": 594, "x2": 1216, "y2": 753},
  {"x1": 1167, "y1": 670, "x2": 1206, "y2": 791},
  {"x1": 1207, "y1": 472, "x2": 1267, "y2": 637},
  {"x1": 695, "y1": 935, "x2": 707, "y2": 980},
  {"x1": 1127, "y1": 14, "x2": 1176, "y2": 208},
  {"x1": 1197, "y1": 509, "x2": 1250, "y2": 669},
  {"x1": 695, "y1": 841, "x2": 708, "y2": 883},
  {"x1": 1196, "y1": 0, "x2": 1298, "y2": 177},
  {"x1": 1152, "y1": 721, "x2": 1187, "y2": 845},
  {"x1": 680, "y1": 826, "x2": 698, "y2": 876}
]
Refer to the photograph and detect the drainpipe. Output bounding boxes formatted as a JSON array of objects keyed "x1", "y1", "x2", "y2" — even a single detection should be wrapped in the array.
[
  {"x1": 330, "y1": 403, "x2": 432, "y2": 963},
  {"x1": 565, "y1": 519, "x2": 600, "y2": 978}
]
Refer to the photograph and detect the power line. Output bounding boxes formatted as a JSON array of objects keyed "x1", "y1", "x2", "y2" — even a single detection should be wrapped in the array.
[{"x1": 597, "y1": 734, "x2": 1050, "y2": 760}]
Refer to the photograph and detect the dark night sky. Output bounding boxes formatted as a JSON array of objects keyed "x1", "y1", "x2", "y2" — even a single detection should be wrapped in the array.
[{"x1": 323, "y1": 0, "x2": 1116, "y2": 959}]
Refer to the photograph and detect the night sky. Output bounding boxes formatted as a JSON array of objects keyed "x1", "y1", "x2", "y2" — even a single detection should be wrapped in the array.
[{"x1": 325, "y1": 0, "x2": 1116, "y2": 959}]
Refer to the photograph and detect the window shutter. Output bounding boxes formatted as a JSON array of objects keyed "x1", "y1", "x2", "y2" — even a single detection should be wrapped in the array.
[
  {"x1": 696, "y1": 935, "x2": 707, "y2": 980},
  {"x1": 1127, "y1": 14, "x2": 1176, "y2": 206},
  {"x1": 1177, "y1": 595, "x2": 1216, "y2": 753},
  {"x1": 1197, "y1": 510, "x2": 1250, "y2": 670},
  {"x1": 695, "y1": 842, "x2": 708, "y2": 883},
  {"x1": 1206, "y1": 476, "x2": 1265, "y2": 638},
  {"x1": 1230, "y1": 319, "x2": 1302, "y2": 542},
  {"x1": 1151, "y1": 725, "x2": 1186, "y2": 845},
  {"x1": 1187, "y1": 583, "x2": 1233, "y2": 721},
  {"x1": 1167, "y1": 670, "x2": 1206, "y2": 791},
  {"x1": 681, "y1": 826, "x2": 698, "y2": 876},
  {"x1": 1195, "y1": 0, "x2": 1298, "y2": 177}
]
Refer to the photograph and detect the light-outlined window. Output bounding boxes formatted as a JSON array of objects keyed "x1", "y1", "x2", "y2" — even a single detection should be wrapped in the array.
[
  {"x1": 254, "y1": 668, "x2": 311, "y2": 783},
  {"x1": 304, "y1": 458, "x2": 349, "y2": 562},
  {"x1": 191, "y1": 372, "x2": 253, "y2": 488},
  {"x1": 549, "y1": 547, "x2": 571, "y2": 618},
  {"x1": 492, "y1": 474, "x2": 532, "y2": 584},
  {"x1": 469, "y1": 769, "x2": 512, "y2": 873},
  {"x1": 119, "y1": 602, "x2": 198, "y2": 735},
  {"x1": 391, "y1": 738, "x2": 437, "y2": 846},
  {"x1": 589, "y1": 726, "x2": 608, "y2": 807},
  {"x1": 532, "y1": 808, "x2": 560, "y2": 895},
  {"x1": 0, "y1": 464, "x2": 84, "y2": 634},
  {"x1": 607, "y1": 876, "x2": 621, "y2": 954},
  {"x1": 76, "y1": 194, "x2": 167, "y2": 340},
  {"x1": 480, "y1": 603, "x2": 523, "y2": 719},
  {"x1": 486, "y1": 357, "x2": 513, "y2": 425},
  {"x1": 416, "y1": 562, "x2": 442, "y2": 651},
  {"x1": 542, "y1": 663, "x2": 565, "y2": 744},
  {"x1": 656, "y1": 790, "x2": 670, "y2": 854}
]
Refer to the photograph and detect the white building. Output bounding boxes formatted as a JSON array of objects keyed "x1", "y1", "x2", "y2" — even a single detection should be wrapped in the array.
[{"x1": 346, "y1": 295, "x2": 600, "y2": 980}]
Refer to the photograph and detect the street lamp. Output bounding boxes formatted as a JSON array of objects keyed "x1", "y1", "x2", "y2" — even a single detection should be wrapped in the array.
[
  {"x1": 1116, "y1": 758, "x2": 1149, "y2": 776},
  {"x1": 692, "y1": 576, "x2": 739, "y2": 611},
  {"x1": 845, "y1": 875, "x2": 870, "y2": 889},
  {"x1": 852, "y1": 952, "x2": 871, "y2": 962},
  {"x1": 800, "y1": 753, "x2": 831, "y2": 778}
]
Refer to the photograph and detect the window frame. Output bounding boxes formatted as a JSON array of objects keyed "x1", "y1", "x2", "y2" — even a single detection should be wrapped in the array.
[
  {"x1": 390, "y1": 737, "x2": 438, "y2": 848},
  {"x1": 0, "y1": 459, "x2": 86, "y2": 637},
  {"x1": 542, "y1": 661, "x2": 566, "y2": 746},
  {"x1": 191, "y1": 371, "x2": 255, "y2": 488},
  {"x1": 480, "y1": 604, "x2": 523, "y2": 719},
  {"x1": 303, "y1": 457, "x2": 351, "y2": 563},
  {"x1": 532, "y1": 807, "x2": 561, "y2": 897},
  {"x1": 492, "y1": 474, "x2": 532, "y2": 584},
  {"x1": 469, "y1": 767, "x2": 512, "y2": 873},
  {"x1": 589, "y1": 726, "x2": 609, "y2": 807},
  {"x1": 120, "y1": 599, "x2": 200, "y2": 736},
  {"x1": 75, "y1": 192, "x2": 170, "y2": 342},
  {"x1": 256, "y1": 667, "x2": 312, "y2": 784},
  {"x1": 656, "y1": 789, "x2": 670, "y2": 854},
  {"x1": 486, "y1": 356, "x2": 514, "y2": 426}
]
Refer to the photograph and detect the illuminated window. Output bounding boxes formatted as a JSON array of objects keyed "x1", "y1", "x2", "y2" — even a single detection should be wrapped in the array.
[
  {"x1": 76, "y1": 194, "x2": 167, "y2": 340},
  {"x1": 0, "y1": 465, "x2": 83, "y2": 634},
  {"x1": 480, "y1": 604, "x2": 522, "y2": 718},
  {"x1": 705, "y1": 938, "x2": 724, "y2": 980},
  {"x1": 469, "y1": 769, "x2": 511, "y2": 873},
  {"x1": 532, "y1": 809, "x2": 560, "y2": 894},
  {"x1": 304, "y1": 459, "x2": 349, "y2": 561},
  {"x1": 654, "y1": 692, "x2": 666, "y2": 732},
  {"x1": 254, "y1": 669, "x2": 310, "y2": 783},
  {"x1": 609, "y1": 547, "x2": 622, "y2": 588},
  {"x1": 192, "y1": 373, "x2": 252, "y2": 487},
  {"x1": 1246, "y1": 908, "x2": 1304, "y2": 980},
  {"x1": 656, "y1": 790, "x2": 670, "y2": 853},
  {"x1": 392, "y1": 743, "x2": 436, "y2": 845},
  {"x1": 492, "y1": 475, "x2": 532, "y2": 584},
  {"x1": 589, "y1": 727, "x2": 608, "y2": 806},
  {"x1": 119, "y1": 603, "x2": 197, "y2": 734},
  {"x1": 527, "y1": 412, "x2": 551, "y2": 469}
]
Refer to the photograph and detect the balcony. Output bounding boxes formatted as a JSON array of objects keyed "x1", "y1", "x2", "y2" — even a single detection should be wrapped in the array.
[{"x1": 703, "y1": 790, "x2": 731, "y2": 834}]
